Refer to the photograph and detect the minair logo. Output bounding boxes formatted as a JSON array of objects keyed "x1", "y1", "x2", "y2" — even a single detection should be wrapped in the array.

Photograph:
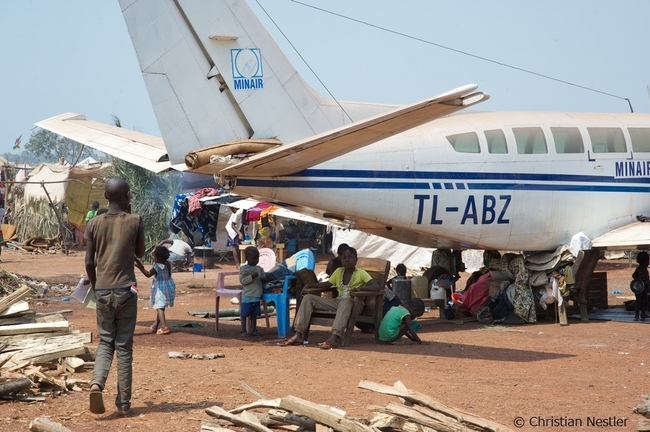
[
  {"x1": 615, "y1": 160, "x2": 650, "y2": 178},
  {"x1": 231, "y1": 48, "x2": 264, "y2": 90}
]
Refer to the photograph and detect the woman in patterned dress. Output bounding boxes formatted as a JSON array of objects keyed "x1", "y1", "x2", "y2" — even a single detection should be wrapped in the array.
[{"x1": 135, "y1": 246, "x2": 176, "y2": 335}]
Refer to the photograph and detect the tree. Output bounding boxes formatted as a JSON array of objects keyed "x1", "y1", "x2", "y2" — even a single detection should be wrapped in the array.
[{"x1": 25, "y1": 128, "x2": 98, "y2": 164}]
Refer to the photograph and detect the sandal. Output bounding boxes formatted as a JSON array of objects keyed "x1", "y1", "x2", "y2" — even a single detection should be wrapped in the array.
[
  {"x1": 279, "y1": 337, "x2": 301, "y2": 346},
  {"x1": 318, "y1": 340, "x2": 337, "y2": 350},
  {"x1": 156, "y1": 327, "x2": 170, "y2": 335},
  {"x1": 89, "y1": 388, "x2": 105, "y2": 414},
  {"x1": 149, "y1": 325, "x2": 157, "y2": 333}
]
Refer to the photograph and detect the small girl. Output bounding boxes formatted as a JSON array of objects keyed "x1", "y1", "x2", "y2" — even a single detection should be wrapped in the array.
[{"x1": 135, "y1": 246, "x2": 176, "y2": 334}]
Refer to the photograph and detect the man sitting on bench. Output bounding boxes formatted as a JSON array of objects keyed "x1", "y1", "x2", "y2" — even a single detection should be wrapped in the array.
[{"x1": 158, "y1": 238, "x2": 192, "y2": 271}]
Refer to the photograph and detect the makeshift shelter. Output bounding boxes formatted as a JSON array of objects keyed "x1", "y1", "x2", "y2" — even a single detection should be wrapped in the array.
[{"x1": 12, "y1": 162, "x2": 110, "y2": 245}]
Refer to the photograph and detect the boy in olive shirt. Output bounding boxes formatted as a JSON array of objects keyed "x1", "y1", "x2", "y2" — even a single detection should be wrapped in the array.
[{"x1": 85, "y1": 178, "x2": 145, "y2": 417}]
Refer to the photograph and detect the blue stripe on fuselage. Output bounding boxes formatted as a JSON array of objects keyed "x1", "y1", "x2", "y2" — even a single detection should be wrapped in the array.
[{"x1": 236, "y1": 169, "x2": 650, "y2": 192}]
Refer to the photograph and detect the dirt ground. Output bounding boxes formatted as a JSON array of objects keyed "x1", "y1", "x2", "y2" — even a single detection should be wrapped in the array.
[{"x1": 0, "y1": 248, "x2": 648, "y2": 432}]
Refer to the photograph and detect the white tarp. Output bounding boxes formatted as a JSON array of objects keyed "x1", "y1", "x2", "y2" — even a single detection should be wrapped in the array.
[
  {"x1": 23, "y1": 164, "x2": 69, "y2": 202},
  {"x1": 333, "y1": 228, "x2": 434, "y2": 270}
]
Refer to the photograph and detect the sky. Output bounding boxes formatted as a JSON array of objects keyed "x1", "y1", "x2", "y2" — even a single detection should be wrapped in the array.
[{"x1": 1, "y1": 0, "x2": 649, "y2": 155}]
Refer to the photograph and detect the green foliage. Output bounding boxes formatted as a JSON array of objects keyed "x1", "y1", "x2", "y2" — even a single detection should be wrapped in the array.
[
  {"x1": 25, "y1": 128, "x2": 98, "y2": 164},
  {"x1": 109, "y1": 158, "x2": 182, "y2": 262},
  {"x1": 14, "y1": 198, "x2": 63, "y2": 241}
]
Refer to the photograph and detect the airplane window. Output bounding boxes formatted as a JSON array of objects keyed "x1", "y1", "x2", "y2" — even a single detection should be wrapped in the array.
[
  {"x1": 588, "y1": 127, "x2": 626, "y2": 153},
  {"x1": 485, "y1": 129, "x2": 508, "y2": 154},
  {"x1": 513, "y1": 127, "x2": 547, "y2": 154},
  {"x1": 629, "y1": 128, "x2": 650, "y2": 152},
  {"x1": 551, "y1": 127, "x2": 584, "y2": 154},
  {"x1": 446, "y1": 132, "x2": 480, "y2": 153}
]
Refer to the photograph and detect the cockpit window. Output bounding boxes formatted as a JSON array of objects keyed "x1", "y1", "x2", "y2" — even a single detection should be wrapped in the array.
[
  {"x1": 485, "y1": 129, "x2": 508, "y2": 154},
  {"x1": 629, "y1": 128, "x2": 650, "y2": 152},
  {"x1": 551, "y1": 127, "x2": 584, "y2": 154},
  {"x1": 513, "y1": 127, "x2": 547, "y2": 154},
  {"x1": 588, "y1": 127, "x2": 626, "y2": 153},
  {"x1": 446, "y1": 132, "x2": 480, "y2": 153}
]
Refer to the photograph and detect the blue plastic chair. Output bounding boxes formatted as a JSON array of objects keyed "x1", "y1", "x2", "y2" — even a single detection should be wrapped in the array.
[{"x1": 262, "y1": 249, "x2": 315, "y2": 338}]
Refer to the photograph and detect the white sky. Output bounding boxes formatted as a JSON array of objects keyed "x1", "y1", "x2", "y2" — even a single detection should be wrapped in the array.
[{"x1": 1, "y1": 0, "x2": 648, "y2": 154}]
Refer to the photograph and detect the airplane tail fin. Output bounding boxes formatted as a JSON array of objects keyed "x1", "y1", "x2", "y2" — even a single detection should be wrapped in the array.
[{"x1": 119, "y1": 0, "x2": 346, "y2": 165}]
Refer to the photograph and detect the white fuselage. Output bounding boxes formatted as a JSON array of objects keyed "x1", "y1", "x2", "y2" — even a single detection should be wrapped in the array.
[{"x1": 235, "y1": 111, "x2": 650, "y2": 251}]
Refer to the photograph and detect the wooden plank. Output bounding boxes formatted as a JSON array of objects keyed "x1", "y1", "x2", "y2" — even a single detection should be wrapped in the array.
[
  {"x1": 12, "y1": 342, "x2": 85, "y2": 364},
  {"x1": 230, "y1": 398, "x2": 281, "y2": 414},
  {"x1": 29, "y1": 416, "x2": 72, "y2": 432},
  {"x1": 268, "y1": 409, "x2": 317, "y2": 430},
  {"x1": 0, "y1": 377, "x2": 32, "y2": 396},
  {"x1": 384, "y1": 402, "x2": 473, "y2": 432},
  {"x1": 0, "y1": 321, "x2": 70, "y2": 336},
  {"x1": 358, "y1": 380, "x2": 515, "y2": 432},
  {"x1": 0, "y1": 286, "x2": 30, "y2": 315},
  {"x1": 0, "y1": 300, "x2": 30, "y2": 318},
  {"x1": 279, "y1": 395, "x2": 373, "y2": 432},
  {"x1": 1, "y1": 333, "x2": 91, "y2": 353},
  {"x1": 205, "y1": 405, "x2": 273, "y2": 432}
]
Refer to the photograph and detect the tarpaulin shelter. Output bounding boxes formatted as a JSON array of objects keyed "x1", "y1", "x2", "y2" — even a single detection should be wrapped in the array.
[{"x1": 15, "y1": 162, "x2": 111, "y2": 243}]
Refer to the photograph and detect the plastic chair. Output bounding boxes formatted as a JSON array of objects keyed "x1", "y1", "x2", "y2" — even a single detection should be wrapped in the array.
[
  {"x1": 262, "y1": 249, "x2": 315, "y2": 338},
  {"x1": 214, "y1": 248, "x2": 276, "y2": 332}
]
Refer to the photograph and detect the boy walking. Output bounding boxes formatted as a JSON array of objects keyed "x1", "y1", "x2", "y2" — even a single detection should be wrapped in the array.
[{"x1": 85, "y1": 178, "x2": 145, "y2": 416}]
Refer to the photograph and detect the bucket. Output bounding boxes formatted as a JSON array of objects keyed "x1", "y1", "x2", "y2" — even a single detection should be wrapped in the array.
[
  {"x1": 193, "y1": 263, "x2": 203, "y2": 272},
  {"x1": 410, "y1": 276, "x2": 429, "y2": 299},
  {"x1": 392, "y1": 279, "x2": 412, "y2": 303}
]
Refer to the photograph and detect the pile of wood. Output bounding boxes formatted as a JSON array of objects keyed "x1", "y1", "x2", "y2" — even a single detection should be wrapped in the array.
[
  {"x1": 200, "y1": 380, "x2": 513, "y2": 432},
  {"x1": 0, "y1": 286, "x2": 93, "y2": 402},
  {"x1": 20, "y1": 235, "x2": 60, "y2": 252}
]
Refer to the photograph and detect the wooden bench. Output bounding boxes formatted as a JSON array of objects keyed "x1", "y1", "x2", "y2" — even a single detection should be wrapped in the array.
[{"x1": 297, "y1": 257, "x2": 391, "y2": 347}]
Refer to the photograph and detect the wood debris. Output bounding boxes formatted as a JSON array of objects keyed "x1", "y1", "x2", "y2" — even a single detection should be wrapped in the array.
[
  {"x1": 168, "y1": 351, "x2": 225, "y2": 360},
  {"x1": 200, "y1": 380, "x2": 514, "y2": 432},
  {"x1": 0, "y1": 287, "x2": 93, "y2": 402}
]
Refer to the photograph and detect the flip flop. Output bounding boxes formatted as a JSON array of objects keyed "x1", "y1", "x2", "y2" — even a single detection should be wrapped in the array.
[
  {"x1": 89, "y1": 389, "x2": 105, "y2": 414},
  {"x1": 318, "y1": 340, "x2": 335, "y2": 350},
  {"x1": 156, "y1": 327, "x2": 170, "y2": 335},
  {"x1": 279, "y1": 338, "x2": 301, "y2": 346}
]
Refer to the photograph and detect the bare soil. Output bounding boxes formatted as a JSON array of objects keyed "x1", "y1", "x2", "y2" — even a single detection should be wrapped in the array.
[{"x1": 0, "y1": 248, "x2": 647, "y2": 432}]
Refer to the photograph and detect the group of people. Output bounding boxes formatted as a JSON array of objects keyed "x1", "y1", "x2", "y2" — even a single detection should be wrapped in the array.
[{"x1": 83, "y1": 177, "x2": 426, "y2": 418}]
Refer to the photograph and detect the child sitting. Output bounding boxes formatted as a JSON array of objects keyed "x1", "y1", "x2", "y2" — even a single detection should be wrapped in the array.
[
  {"x1": 239, "y1": 246, "x2": 266, "y2": 336},
  {"x1": 135, "y1": 246, "x2": 176, "y2": 335},
  {"x1": 632, "y1": 251, "x2": 650, "y2": 321},
  {"x1": 378, "y1": 298, "x2": 425, "y2": 344}
]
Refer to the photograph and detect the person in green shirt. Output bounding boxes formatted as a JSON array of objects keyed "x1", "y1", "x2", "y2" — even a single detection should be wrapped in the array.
[
  {"x1": 378, "y1": 298, "x2": 425, "y2": 344},
  {"x1": 85, "y1": 201, "x2": 100, "y2": 222}
]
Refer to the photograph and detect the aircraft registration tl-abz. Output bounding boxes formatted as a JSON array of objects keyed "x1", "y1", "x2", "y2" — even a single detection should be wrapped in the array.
[{"x1": 38, "y1": 0, "x2": 650, "y2": 255}]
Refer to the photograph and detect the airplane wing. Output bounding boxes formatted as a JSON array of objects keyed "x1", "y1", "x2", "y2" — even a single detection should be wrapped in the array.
[
  {"x1": 219, "y1": 84, "x2": 489, "y2": 177},
  {"x1": 592, "y1": 221, "x2": 650, "y2": 250},
  {"x1": 35, "y1": 113, "x2": 174, "y2": 173}
]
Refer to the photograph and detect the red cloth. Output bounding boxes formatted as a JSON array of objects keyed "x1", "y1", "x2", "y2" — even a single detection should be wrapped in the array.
[
  {"x1": 187, "y1": 188, "x2": 220, "y2": 217},
  {"x1": 462, "y1": 272, "x2": 491, "y2": 314},
  {"x1": 245, "y1": 202, "x2": 272, "y2": 222}
]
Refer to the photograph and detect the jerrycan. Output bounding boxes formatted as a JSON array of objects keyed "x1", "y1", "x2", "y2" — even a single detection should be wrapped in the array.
[
  {"x1": 410, "y1": 276, "x2": 429, "y2": 299},
  {"x1": 392, "y1": 278, "x2": 412, "y2": 304},
  {"x1": 429, "y1": 279, "x2": 447, "y2": 301}
]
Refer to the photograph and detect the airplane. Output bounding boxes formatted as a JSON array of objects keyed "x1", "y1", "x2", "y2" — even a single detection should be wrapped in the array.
[{"x1": 36, "y1": 0, "x2": 650, "y2": 256}]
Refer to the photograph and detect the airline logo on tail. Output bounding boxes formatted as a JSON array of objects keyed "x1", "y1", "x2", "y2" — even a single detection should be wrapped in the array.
[{"x1": 231, "y1": 48, "x2": 264, "y2": 90}]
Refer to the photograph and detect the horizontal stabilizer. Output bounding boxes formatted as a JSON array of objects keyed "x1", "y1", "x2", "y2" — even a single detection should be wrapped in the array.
[
  {"x1": 219, "y1": 84, "x2": 489, "y2": 177},
  {"x1": 592, "y1": 222, "x2": 650, "y2": 250},
  {"x1": 36, "y1": 113, "x2": 173, "y2": 173}
]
